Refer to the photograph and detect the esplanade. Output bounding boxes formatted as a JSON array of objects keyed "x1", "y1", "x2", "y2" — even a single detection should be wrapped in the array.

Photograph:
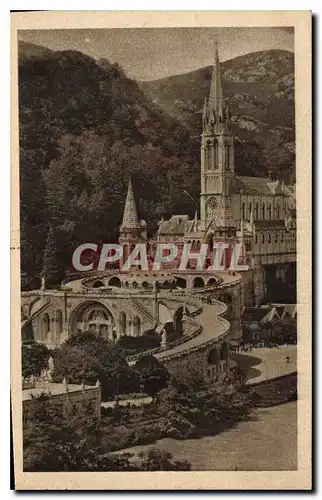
[{"x1": 21, "y1": 268, "x2": 243, "y2": 384}]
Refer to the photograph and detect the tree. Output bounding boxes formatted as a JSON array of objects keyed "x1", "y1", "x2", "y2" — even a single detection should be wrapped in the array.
[
  {"x1": 135, "y1": 355, "x2": 170, "y2": 401},
  {"x1": 54, "y1": 332, "x2": 140, "y2": 400},
  {"x1": 24, "y1": 395, "x2": 190, "y2": 472},
  {"x1": 42, "y1": 224, "x2": 65, "y2": 288},
  {"x1": 136, "y1": 449, "x2": 190, "y2": 471},
  {"x1": 22, "y1": 341, "x2": 51, "y2": 378}
]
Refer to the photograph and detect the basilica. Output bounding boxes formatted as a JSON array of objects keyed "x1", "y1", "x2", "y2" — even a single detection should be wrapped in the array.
[
  {"x1": 21, "y1": 46, "x2": 297, "y2": 384},
  {"x1": 119, "y1": 46, "x2": 296, "y2": 306}
]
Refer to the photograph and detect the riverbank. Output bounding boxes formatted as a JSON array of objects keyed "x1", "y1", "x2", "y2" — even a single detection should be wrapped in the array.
[{"x1": 113, "y1": 401, "x2": 297, "y2": 471}]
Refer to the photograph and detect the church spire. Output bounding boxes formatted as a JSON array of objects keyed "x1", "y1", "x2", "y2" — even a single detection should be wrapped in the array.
[
  {"x1": 203, "y1": 42, "x2": 231, "y2": 135},
  {"x1": 121, "y1": 177, "x2": 140, "y2": 229},
  {"x1": 209, "y1": 42, "x2": 224, "y2": 118}
]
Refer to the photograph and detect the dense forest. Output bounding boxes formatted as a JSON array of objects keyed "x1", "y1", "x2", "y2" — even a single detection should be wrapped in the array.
[{"x1": 19, "y1": 42, "x2": 295, "y2": 284}]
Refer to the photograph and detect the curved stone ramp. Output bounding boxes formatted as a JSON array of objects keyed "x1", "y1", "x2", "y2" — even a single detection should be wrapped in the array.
[
  {"x1": 21, "y1": 297, "x2": 52, "y2": 329},
  {"x1": 231, "y1": 346, "x2": 297, "y2": 385},
  {"x1": 156, "y1": 302, "x2": 230, "y2": 361}
]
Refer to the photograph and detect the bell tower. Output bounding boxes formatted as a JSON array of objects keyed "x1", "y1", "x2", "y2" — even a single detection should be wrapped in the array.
[{"x1": 200, "y1": 44, "x2": 235, "y2": 232}]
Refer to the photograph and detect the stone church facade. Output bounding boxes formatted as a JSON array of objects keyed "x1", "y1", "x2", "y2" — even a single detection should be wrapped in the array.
[{"x1": 145, "y1": 46, "x2": 296, "y2": 306}]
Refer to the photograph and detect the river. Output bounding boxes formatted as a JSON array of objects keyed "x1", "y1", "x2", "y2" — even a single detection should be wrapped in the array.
[{"x1": 118, "y1": 402, "x2": 297, "y2": 470}]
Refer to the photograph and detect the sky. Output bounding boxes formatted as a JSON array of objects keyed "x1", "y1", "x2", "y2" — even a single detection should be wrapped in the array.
[{"x1": 18, "y1": 27, "x2": 294, "y2": 81}]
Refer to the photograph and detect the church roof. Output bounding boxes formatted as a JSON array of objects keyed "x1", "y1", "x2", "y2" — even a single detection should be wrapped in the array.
[
  {"x1": 242, "y1": 306, "x2": 278, "y2": 323},
  {"x1": 120, "y1": 178, "x2": 140, "y2": 229},
  {"x1": 234, "y1": 176, "x2": 287, "y2": 196}
]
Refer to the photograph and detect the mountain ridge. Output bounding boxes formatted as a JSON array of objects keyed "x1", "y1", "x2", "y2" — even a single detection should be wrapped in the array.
[{"x1": 18, "y1": 41, "x2": 295, "y2": 280}]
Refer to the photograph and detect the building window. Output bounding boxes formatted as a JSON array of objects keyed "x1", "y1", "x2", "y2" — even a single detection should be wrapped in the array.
[
  {"x1": 262, "y1": 234, "x2": 265, "y2": 243},
  {"x1": 255, "y1": 203, "x2": 259, "y2": 219},
  {"x1": 225, "y1": 143, "x2": 230, "y2": 170},
  {"x1": 281, "y1": 234, "x2": 284, "y2": 242},
  {"x1": 275, "y1": 233, "x2": 278, "y2": 242},
  {"x1": 255, "y1": 234, "x2": 258, "y2": 244},
  {"x1": 277, "y1": 204, "x2": 280, "y2": 219},
  {"x1": 268, "y1": 204, "x2": 272, "y2": 220},
  {"x1": 249, "y1": 202, "x2": 252, "y2": 216},
  {"x1": 242, "y1": 202, "x2": 245, "y2": 219},
  {"x1": 262, "y1": 203, "x2": 265, "y2": 219},
  {"x1": 268, "y1": 234, "x2": 271, "y2": 243}
]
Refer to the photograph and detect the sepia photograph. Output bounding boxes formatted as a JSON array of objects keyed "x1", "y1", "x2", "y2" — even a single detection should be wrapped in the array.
[{"x1": 11, "y1": 11, "x2": 312, "y2": 490}]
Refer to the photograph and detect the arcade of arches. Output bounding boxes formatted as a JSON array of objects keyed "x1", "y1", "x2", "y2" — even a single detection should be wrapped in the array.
[{"x1": 207, "y1": 343, "x2": 229, "y2": 382}]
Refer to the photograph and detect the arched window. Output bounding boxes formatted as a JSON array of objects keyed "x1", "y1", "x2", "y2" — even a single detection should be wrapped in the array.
[
  {"x1": 281, "y1": 234, "x2": 284, "y2": 243},
  {"x1": 268, "y1": 204, "x2": 272, "y2": 220},
  {"x1": 42, "y1": 313, "x2": 50, "y2": 341},
  {"x1": 249, "y1": 202, "x2": 252, "y2": 217},
  {"x1": 242, "y1": 202, "x2": 245, "y2": 219},
  {"x1": 276, "y1": 204, "x2": 280, "y2": 219},
  {"x1": 133, "y1": 316, "x2": 141, "y2": 337},
  {"x1": 214, "y1": 138, "x2": 218, "y2": 168},
  {"x1": 262, "y1": 203, "x2": 265, "y2": 220},
  {"x1": 275, "y1": 233, "x2": 278, "y2": 242},
  {"x1": 56, "y1": 310, "x2": 63, "y2": 341},
  {"x1": 262, "y1": 234, "x2": 265, "y2": 243},
  {"x1": 109, "y1": 276, "x2": 121, "y2": 288},
  {"x1": 225, "y1": 143, "x2": 230, "y2": 170},
  {"x1": 206, "y1": 140, "x2": 211, "y2": 170},
  {"x1": 268, "y1": 234, "x2": 271, "y2": 243},
  {"x1": 255, "y1": 234, "x2": 258, "y2": 244},
  {"x1": 255, "y1": 203, "x2": 259, "y2": 219},
  {"x1": 119, "y1": 312, "x2": 126, "y2": 335}
]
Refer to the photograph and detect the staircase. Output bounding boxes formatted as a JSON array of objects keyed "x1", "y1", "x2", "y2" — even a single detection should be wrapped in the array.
[{"x1": 131, "y1": 298, "x2": 156, "y2": 325}]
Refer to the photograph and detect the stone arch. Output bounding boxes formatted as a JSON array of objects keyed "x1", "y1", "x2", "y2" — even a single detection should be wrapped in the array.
[
  {"x1": 133, "y1": 316, "x2": 141, "y2": 337},
  {"x1": 55, "y1": 309, "x2": 63, "y2": 342},
  {"x1": 220, "y1": 342, "x2": 229, "y2": 360},
  {"x1": 108, "y1": 276, "x2": 121, "y2": 288},
  {"x1": 69, "y1": 300, "x2": 115, "y2": 340},
  {"x1": 175, "y1": 277, "x2": 187, "y2": 289},
  {"x1": 193, "y1": 276, "x2": 205, "y2": 288},
  {"x1": 92, "y1": 280, "x2": 105, "y2": 288},
  {"x1": 207, "y1": 347, "x2": 220, "y2": 381},
  {"x1": 218, "y1": 293, "x2": 234, "y2": 320},
  {"x1": 207, "y1": 347, "x2": 220, "y2": 365},
  {"x1": 42, "y1": 313, "x2": 50, "y2": 341},
  {"x1": 207, "y1": 277, "x2": 217, "y2": 287},
  {"x1": 173, "y1": 306, "x2": 183, "y2": 336},
  {"x1": 158, "y1": 302, "x2": 173, "y2": 324},
  {"x1": 119, "y1": 311, "x2": 127, "y2": 336}
]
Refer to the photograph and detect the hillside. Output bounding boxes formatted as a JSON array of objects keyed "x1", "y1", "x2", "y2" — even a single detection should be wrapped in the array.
[
  {"x1": 18, "y1": 42, "x2": 200, "y2": 279},
  {"x1": 18, "y1": 43, "x2": 295, "y2": 282},
  {"x1": 18, "y1": 40, "x2": 54, "y2": 62},
  {"x1": 140, "y1": 49, "x2": 295, "y2": 179}
]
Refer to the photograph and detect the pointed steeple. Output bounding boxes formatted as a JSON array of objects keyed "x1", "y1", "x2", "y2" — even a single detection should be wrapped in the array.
[
  {"x1": 121, "y1": 177, "x2": 140, "y2": 229},
  {"x1": 209, "y1": 42, "x2": 224, "y2": 118}
]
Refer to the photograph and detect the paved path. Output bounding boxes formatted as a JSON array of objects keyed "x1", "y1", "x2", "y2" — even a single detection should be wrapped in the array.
[
  {"x1": 232, "y1": 345, "x2": 297, "y2": 385},
  {"x1": 156, "y1": 301, "x2": 229, "y2": 361}
]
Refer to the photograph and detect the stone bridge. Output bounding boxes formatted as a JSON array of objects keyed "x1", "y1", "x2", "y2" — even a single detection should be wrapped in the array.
[{"x1": 21, "y1": 270, "x2": 243, "y2": 384}]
